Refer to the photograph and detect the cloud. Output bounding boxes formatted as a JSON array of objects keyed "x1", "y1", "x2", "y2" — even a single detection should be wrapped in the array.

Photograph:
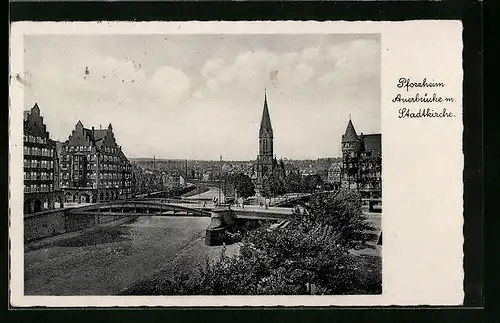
[
  {"x1": 195, "y1": 38, "x2": 379, "y2": 102},
  {"x1": 201, "y1": 58, "x2": 226, "y2": 78},
  {"x1": 291, "y1": 64, "x2": 315, "y2": 84},
  {"x1": 317, "y1": 38, "x2": 380, "y2": 98},
  {"x1": 22, "y1": 35, "x2": 380, "y2": 160},
  {"x1": 149, "y1": 66, "x2": 191, "y2": 105},
  {"x1": 301, "y1": 47, "x2": 321, "y2": 61}
]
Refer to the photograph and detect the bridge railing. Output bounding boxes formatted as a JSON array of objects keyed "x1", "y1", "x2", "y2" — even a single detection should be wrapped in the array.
[{"x1": 67, "y1": 199, "x2": 212, "y2": 217}]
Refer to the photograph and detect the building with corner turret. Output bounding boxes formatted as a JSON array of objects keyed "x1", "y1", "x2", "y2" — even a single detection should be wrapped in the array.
[{"x1": 341, "y1": 117, "x2": 382, "y2": 199}]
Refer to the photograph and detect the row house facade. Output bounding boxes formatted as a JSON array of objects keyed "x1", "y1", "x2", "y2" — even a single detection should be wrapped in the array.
[
  {"x1": 23, "y1": 103, "x2": 64, "y2": 214},
  {"x1": 327, "y1": 162, "x2": 342, "y2": 190},
  {"x1": 59, "y1": 121, "x2": 133, "y2": 204}
]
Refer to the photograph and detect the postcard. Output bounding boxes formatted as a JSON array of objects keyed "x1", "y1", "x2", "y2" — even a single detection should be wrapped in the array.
[{"x1": 9, "y1": 20, "x2": 463, "y2": 307}]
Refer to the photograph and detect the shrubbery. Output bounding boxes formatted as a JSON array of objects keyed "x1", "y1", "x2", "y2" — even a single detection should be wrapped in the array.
[
  {"x1": 123, "y1": 188, "x2": 380, "y2": 295},
  {"x1": 307, "y1": 189, "x2": 373, "y2": 248}
]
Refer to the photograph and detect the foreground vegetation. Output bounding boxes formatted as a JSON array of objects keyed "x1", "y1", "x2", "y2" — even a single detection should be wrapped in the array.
[{"x1": 123, "y1": 189, "x2": 381, "y2": 295}]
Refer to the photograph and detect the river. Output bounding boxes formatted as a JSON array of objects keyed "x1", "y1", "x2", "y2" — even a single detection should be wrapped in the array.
[{"x1": 24, "y1": 216, "x2": 236, "y2": 295}]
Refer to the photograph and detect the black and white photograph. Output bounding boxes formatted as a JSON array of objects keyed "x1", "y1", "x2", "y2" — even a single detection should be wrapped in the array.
[
  {"x1": 20, "y1": 31, "x2": 382, "y2": 296},
  {"x1": 10, "y1": 21, "x2": 464, "y2": 307}
]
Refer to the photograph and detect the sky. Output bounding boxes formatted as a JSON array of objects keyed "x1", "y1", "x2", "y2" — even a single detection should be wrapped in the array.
[{"x1": 21, "y1": 33, "x2": 380, "y2": 160}]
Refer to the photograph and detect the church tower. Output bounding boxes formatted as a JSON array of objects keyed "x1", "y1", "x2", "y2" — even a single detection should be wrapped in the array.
[{"x1": 256, "y1": 88, "x2": 274, "y2": 190}]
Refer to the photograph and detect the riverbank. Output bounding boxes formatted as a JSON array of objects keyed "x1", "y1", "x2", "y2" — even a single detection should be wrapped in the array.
[{"x1": 24, "y1": 216, "x2": 225, "y2": 295}]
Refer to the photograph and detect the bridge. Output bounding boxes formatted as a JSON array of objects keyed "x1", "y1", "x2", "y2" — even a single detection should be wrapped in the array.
[
  {"x1": 67, "y1": 200, "x2": 212, "y2": 217},
  {"x1": 63, "y1": 199, "x2": 295, "y2": 247},
  {"x1": 67, "y1": 199, "x2": 294, "y2": 221},
  {"x1": 269, "y1": 193, "x2": 312, "y2": 207},
  {"x1": 270, "y1": 192, "x2": 382, "y2": 213}
]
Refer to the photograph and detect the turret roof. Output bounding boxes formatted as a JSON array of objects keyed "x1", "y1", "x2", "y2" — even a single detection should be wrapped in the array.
[{"x1": 342, "y1": 118, "x2": 358, "y2": 142}]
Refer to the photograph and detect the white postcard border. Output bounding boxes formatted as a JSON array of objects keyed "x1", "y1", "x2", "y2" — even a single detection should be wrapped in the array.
[{"x1": 10, "y1": 20, "x2": 464, "y2": 307}]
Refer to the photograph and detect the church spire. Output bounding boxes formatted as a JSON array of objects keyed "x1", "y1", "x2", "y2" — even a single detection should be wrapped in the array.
[{"x1": 259, "y1": 88, "x2": 273, "y2": 137}]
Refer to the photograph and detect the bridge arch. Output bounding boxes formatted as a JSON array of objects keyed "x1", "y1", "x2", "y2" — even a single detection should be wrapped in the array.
[
  {"x1": 24, "y1": 199, "x2": 33, "y2": 214},
  {"x1": 33, "y1": 198, "x2": 42, "y2": 213},
  {"x1": 55, "y1": 195, "x2": 64, "y2": 209},
  {"x1": 47, "y1": 197, "x2": 53, "y2": 209}
]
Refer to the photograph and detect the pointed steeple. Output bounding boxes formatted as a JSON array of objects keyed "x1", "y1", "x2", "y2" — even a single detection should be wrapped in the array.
[
  {"x1": 259, "y1": 88, "x2": 273, "y2": 137},
  {"x1": 108, "y1": 123, "x2": 113, "y2": 131},
  {"x1": 342, "y1": 118, "x2": 358, "y2": 142},
  {"x1": 32, "y1": 102, "x2": 40, "y2": 115}
]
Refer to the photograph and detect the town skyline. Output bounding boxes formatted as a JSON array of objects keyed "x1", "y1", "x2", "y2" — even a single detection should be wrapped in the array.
[{"x1": 22, "y1": 33, "x2": 380, "y2": 160}]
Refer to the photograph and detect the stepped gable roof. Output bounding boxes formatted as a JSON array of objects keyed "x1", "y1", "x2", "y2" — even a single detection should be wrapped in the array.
[
  {"x1": 342, "y1": 118, "x2": 358, "y2": 142},
  {"x1": 259, "y1": 89, "x2": 273, "y2": 137},
  {"x1": 81, "y1": 127, "x2": 108, "y2": 149}
]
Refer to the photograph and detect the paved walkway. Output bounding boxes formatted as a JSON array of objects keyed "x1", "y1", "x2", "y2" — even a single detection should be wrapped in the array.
[{"x1": 182, "y1": 187, "x2": 225, "y2": 201}]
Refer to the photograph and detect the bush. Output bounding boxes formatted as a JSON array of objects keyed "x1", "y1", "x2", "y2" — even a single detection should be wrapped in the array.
[
  {"x1": 124, "y1": 189, "x2": 380, "y2": 296},
  {"x1": 307, "y1": 189, "x2": 373, "y2": 248}
]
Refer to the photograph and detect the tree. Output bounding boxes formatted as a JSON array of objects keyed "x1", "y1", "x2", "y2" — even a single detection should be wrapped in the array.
[
  {"x1": 132, "y1": 219, "x2": 364, "y2": 296},
  {"x1": 301, "y1": 174, "x2": 323, "y2": 193},
  {"x1": 261, "y1": 173, "x2": 286, "y2": 199},
  {"x1": 122, "y1": 189, "x2": 380, "y2": 296},
  {"x1": 284, "y1": 172, "x2": 301, "y2": 193},
  {"x1": 307, "y1": 189, "x2": 372, "y2": 247},
  {"x1": 228, "y1": 172, "x2": 255, "y2": 199}
]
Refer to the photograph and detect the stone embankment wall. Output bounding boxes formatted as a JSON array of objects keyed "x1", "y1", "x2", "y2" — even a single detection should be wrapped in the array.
[{"x1": 24, "y1": 209, "x2": 135, "y2": 242}]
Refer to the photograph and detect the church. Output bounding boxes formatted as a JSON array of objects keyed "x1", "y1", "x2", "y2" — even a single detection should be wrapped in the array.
[{"x1": 254, "y1": 89, "x2": 285, "y2": 193}]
